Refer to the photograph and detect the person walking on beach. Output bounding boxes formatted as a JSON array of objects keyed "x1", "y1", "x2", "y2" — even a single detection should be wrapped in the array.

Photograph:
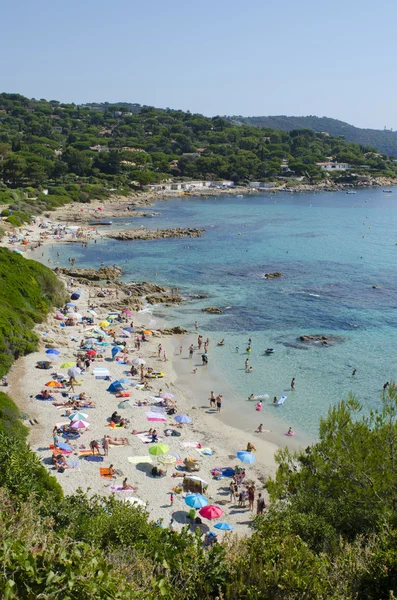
[
  {"x1": 102, "y1": 435, "x2": 109, "y2": 456},
  {"x1": 245, "y1": 358, "x2": 249, "y2": 371},
  {"x1": 229, "y1": 481, "x2": 237, "y2": 503},
  {"x1": 209, "y1": 391, "x2": 216, "y2": 408},
  {"x1": 189, "y1": 344, "x2": 194, "y2": 358},
  {"x1": 170, "y1": 492, "x2": 174, "y2": 507},
  {"x1": 198, "y1": 335, "x2": 203, "y2": 350},
  {"x1": 158, "y1": 344, "x2": 162, "y2": 358},
  {"x1": 179, "y1": 345, "x2": 183, "y2": 355},
  {"x1": 216, "y1": 394, "x2": 222, "y2": 412},
  {"x1": 291, "y1": 377, "x2": 295, "y2": 390},
  {"x1": 248, "y1": 485, "x2": 255, "y2": 512}
]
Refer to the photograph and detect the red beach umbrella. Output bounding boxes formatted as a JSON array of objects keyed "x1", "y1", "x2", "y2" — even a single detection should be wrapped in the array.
[
  {"x1": 86, "y1": 349, "x2": 97, "y2": 356},
  {"x1": 199, "y1": 505, "x2": 224, "y2": 520}
]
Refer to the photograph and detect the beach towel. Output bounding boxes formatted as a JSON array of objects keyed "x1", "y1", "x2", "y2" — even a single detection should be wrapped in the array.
[
  {"x1": 100, "y1": 467, "x2": 114, "y2": 479},
  {"x1": 84, "y1": 455, "x2": 103, "y2": 462},
  {"x1": 79, "y1": 449, "x2": 95, "y2": 456},
  {"x1": 127, "y1": 456, "x2": 153, "y2": 465},
  {"x1": 183, "y1": 442, "x2": 201, "y2": 448},
  {"x1": 196, "y1": 447, "x2": 213, "y2": 457},
  {"x1": 135, "y1": 433, "x2": 153, "y2": 444},
  {"x1": 110, "y1": 486, "x2": 135, "y2": 492}
]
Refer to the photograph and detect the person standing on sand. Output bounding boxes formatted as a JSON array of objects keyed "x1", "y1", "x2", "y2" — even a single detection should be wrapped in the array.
[
  {"x1": 189, "y1": 344, "x2": 194, "y2": 358},
  {"x1": 216, "y1": 394, "x2": 222, "y2": 412},
  {"x1": 256, "y1": 493, "x2": 265, "y2": 514},
  {"x1": 179, "y1": 345, "x2": 183, "y2": 355},
  {"x1": 245, "y1": 358, "x2": 249, "y2": 371},
  {"x1": 170, "y1": 492, "x2": 174, "y2": 506},
  {"x1": 102, "y1": 435, "x2": 109, "y2": 456},
  {"x1": 209, "y1": 391, "x2": 216, "y2": 408},
  {"x1": 90, "y1": 440, "x2": 101, "y2": 456},
  {"x1": 158, "y1": 344, "x2": 162, "y2": 358},
  {"x1": 291, "y1": 378, "x2": 295, "y2": 390},
  {"x1": 198, "y1": 335, "x2": 203, "y2": 350},
  {"x1": 229, "y1": 481, "x2": 236, "y2": 503},
  {"x1": 248, "y1": 485, "x2": 255, "y2": 512}
]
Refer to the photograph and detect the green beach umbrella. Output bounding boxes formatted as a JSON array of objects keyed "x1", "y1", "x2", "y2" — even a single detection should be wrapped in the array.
[
  {"x1": 149, "y1": 444, "x2": 169, "y2": 456},
  {"x1": 61, "y1": 362, "x2": 75, "y2": 368}
]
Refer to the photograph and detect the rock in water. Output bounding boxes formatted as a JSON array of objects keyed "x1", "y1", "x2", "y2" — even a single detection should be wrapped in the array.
[{"x1": 201, "y1": 307, "x2": 223, "y2": 314}]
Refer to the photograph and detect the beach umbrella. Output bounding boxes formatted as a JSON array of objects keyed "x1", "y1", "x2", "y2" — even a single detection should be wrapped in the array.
[
  {"x1": 86, "y1": 349, "x2": 97, "y2": 356},
  {"x1": 124, "y1": 497, "x2": 145, "y2": 507},
  {"x1": 45, "y1": 380, "x2": 64, "y2": 388},
  {"x1": 214, "y1": 522, "x2": 234, "y2": 531},
  {"x1": 71, "y1": 420, "x2": 90, "y2": 429},
  {"x1": 67, "y1": 367, "x2": 81, "y2": 378},
  {"x1": 46, "y1": 348, "x2": 60, "y2": 356},
  {"x1": 143, "y1": 330, "x2": 152, "y2": 335},
  {"x1": 161, "y1": 392, "x2": 174, "y2": 400},
  {"x1": 107, "y1": 381, "x2": 124, "y2": 393},
  {"x1": 122, "y1": 330, "x2": 131, "y2": 337},
  {"x1": 56, "y1": 442, "x2": 73, "y2": 453},
  {"x1": 148, "y1": 444, "x2": 169, "y2": 456},
  {"x1": 132, "y1": 357, "x2": 145, "y2": 365},
  {"x1": 118, "y1": 400, "x2": 133, "y2": 408},
  {"x1": 70, "y1": 312, "x2": 83, "y2": 321},
  {"x1": 112, "y1": 347, "x2": 120, "y2": 358},
  {"x1": 157, "y1": 454, "x2": 177, "y2": 466},
  {"x1": 61, "y1": 362, "x2": 75, "y2": 368},
  {"x1": 174, "y1": 414, "x2": 192, "y2": 424},
  {"x1": 107, "y1": 314, "x2": 119, "y2": 321},
  {"x1": 199, "y1": 505, "x2": 224, "y2": 520},
  {"x1": 236, "y1": 451, "x2": 256, "y2": 465},
  {"x1": 123, "y1": 327, "x2": 134, "y2": 333},
  {"x1": 146, "y1": 411, "x2": 167, "y2": 422},
  {"x1": 122, "y1": 309, "x2": 133, "y2": 315},
  {"x1": 184, "y1": 494, "x2": 209, "y2": 509},
  {"x1": 99, "y1": 320, "x2": 110, "y2": 327},
  {"x1": 55, "y1": 313, "x2": 66, "y2": 320},
  {"x1": 69, "y1": 412, "x2": 88, "y2": 421}
]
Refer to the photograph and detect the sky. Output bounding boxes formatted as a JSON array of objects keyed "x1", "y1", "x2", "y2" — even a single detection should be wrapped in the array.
[{"x1": 1, "y1": 0, "x2": 396, "y2": 129}]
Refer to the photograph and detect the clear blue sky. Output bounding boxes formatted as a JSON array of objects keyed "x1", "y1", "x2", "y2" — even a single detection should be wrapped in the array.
[{"x1": 2, "y1": 0, "x2": 396, "y2": 129}]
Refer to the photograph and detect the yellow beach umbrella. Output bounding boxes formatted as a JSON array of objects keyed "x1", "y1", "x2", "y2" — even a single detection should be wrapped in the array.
[
  {"x1": 61, "y1": 362, "x2": 75, "y2": 368},
  {"x1": 99, "y1": 320, "x2": 110, "y2": 327}
]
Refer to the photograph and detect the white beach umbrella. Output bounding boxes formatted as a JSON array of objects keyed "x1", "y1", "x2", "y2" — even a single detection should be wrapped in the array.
[
  {"x1": 67, "y1": 367, "x2": 82, "y2": 378},
  {"x1": 70, "y1": 313, "x2": 83, "y2": 321},
  {"x1": 132, "y1": 357, "x2": 145, "y2": 365},
  {"x1": 124, "y1": 497, "x2": 146, "y2": 507}
]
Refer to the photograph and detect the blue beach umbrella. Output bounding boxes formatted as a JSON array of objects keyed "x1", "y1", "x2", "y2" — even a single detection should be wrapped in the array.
[
  {"x1": 184, "y1": 494, "x2": 209, "y2": 509},
  {"x1": 46, "y1": 348, "x2": 60, "y2": 355},
  {"x1": 214, "y1": 522, "x2": 234, "y2": 531},
  {"x1": 107, "y1": 380, "x2": 124, "y2": 393},
  {"x1": 175, "y1": 414, "x2": 192, "y2": 424},
  {"x1": 111, "y1": 347, "x2": 120, "y2": 359},
  {"x1": 236, "y1": 451, "x2": 256, "y2": 465}
]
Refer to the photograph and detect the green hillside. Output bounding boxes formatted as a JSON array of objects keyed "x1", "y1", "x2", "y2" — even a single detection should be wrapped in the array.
[
  {"x1": 229, "y1": 114, "x2": 397, "y2": 156},
  {"x1": 0, "y1": 93, "x2": 396, "y2": 223}
]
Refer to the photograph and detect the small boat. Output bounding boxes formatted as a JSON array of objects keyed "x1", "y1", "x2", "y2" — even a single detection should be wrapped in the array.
[
  {"x1": 264, "y1": 348, "x2": 274, "y2": 355},
  {"x1": 346, "y1": 191, "x2": 356, "y2": 195},
  {"x1": 237, "y1": 194, "x2": 244, "y2": 198},
  {"x1": 383, "y1": 190, "x2": 393, "y2": 193},
  {"x1": 88, "y1": 221, "x2": 112, "y2": 226}
]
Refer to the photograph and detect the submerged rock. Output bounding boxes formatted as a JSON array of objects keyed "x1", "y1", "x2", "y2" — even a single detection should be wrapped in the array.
[
  {"x1": 202, "y1": 307, "x2": 223, "y2": 314},
  {"x1": 299, "y1": 334, "x2": 343, "y2": 346},
  {"x1": 160, "y1": 326, "x2": 188, "y2": 335},
  {"x1": 264, "y1": 272, "x2": 284, "y2": 279}
]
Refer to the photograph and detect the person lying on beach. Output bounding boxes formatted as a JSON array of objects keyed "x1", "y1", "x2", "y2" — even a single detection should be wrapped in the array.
[
  {"x1": 105, "y1": 436, "x2": 129, "y2": 445},
  {"x1": 122, "y1": 477, "x2": 134, "y2": 490},
  {"x1": 54, "y1": 455, "x2": 71, "y2": 471}
]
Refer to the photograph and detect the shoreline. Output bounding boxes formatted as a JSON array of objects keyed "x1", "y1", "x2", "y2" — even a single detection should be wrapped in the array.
[{"x1": 4, "y1": 238, "x2": 289, "y2": 535}]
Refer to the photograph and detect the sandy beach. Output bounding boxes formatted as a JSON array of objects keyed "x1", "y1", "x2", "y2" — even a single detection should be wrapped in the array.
[{"x1": 1, "y1": 210, "x2": 309, "y2": 537}]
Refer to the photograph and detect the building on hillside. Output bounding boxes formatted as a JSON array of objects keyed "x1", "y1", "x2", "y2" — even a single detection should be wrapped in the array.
[
  {"x1": 121, "y1": 147, "x2": 147, "y2": 153},
  {"x1": 52, "y1": 126, "x2": 63, "y2": 134},
  {"x1": 316, "y1": 162, "x2": 352, "y2": 171},
  {"x1": 89, "y1": 144, "x2": 109, "y2": 153},
  {"x1": 249, "y1": 182, "x2": 276, "y2": 189}
]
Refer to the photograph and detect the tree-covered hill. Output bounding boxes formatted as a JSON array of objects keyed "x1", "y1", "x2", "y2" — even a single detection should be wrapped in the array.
[
  {"x1": 0, "y1": 93, "x2": 396, "y2": 222},
  {"x1": 229, "y1": 114, "x2": 397, "y2": 157}
]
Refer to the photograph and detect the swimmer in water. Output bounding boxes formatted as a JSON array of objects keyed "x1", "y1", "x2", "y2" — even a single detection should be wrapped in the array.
[
  {"x1": 352, "y1": 369, "x2": 357, "y2": 376},
  {"x1": 235, "y1": 346, "x2": 239, "y2": 352},
  {"x1": 248, "y1": 394, "x2": 255, "y2": 400}
]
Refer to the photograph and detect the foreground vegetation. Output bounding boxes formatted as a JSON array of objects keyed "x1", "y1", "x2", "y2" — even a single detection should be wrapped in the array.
[
  {"x1": 0, "y1": 93, "x2": 396, "y2": 225},
  {"x1": 1, "y1": 248, "x2": 397, "y2": 597}
]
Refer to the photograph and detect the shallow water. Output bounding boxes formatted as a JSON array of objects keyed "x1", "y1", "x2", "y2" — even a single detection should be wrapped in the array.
[{"x1": 44, "y1": 189, "x2": 397, "y2": 437}]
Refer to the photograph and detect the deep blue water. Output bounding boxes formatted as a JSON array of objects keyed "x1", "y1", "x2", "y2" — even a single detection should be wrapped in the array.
[{"x1": 45, "y1": 189, "x2": 397, "y2": 436}]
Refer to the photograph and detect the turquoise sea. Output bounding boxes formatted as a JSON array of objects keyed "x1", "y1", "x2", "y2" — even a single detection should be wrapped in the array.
[{"x1": 44, "y1": 188, "x2": 397, "y2": 438}]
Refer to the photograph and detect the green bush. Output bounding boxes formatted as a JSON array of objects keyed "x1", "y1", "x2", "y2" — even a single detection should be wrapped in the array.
[
  {"x1": 1, "y1": 209, "x2": 10, "y2": 216},
  {"x1": 5, "y1": 215, "x2": 22, "y2": 226}
]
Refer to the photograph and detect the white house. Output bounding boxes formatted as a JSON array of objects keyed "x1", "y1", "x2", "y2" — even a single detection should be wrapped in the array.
[{"x1": 316, "y1": 162, "x2": 352, "y2": 172}]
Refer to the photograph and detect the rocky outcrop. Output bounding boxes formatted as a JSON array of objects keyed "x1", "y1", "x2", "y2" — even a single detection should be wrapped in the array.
[
  {"x1": 189, "y1": 293, "x2": 209, "y2": 299},
  {"x1": 123, "y1": 282, "x2": 168, "y2": 296},
  {"x1": 106, "y1": 227, "x2": 205, "y2": 241},
  {"x1": 146, "y1": 294, "x2": 183, "y2": 305},
  {"x1": 160, "y1": 326, "x2": 188, "y2": 335},
  {"x1": 202, "y1": 307, "x2": 223, "y2": 314},
  {"x1": 56, "y1": 266, "x2": 122, "y2": 280},
  {"x1": 299, "y1": 334, "x2": 343, "y2": 346}
]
